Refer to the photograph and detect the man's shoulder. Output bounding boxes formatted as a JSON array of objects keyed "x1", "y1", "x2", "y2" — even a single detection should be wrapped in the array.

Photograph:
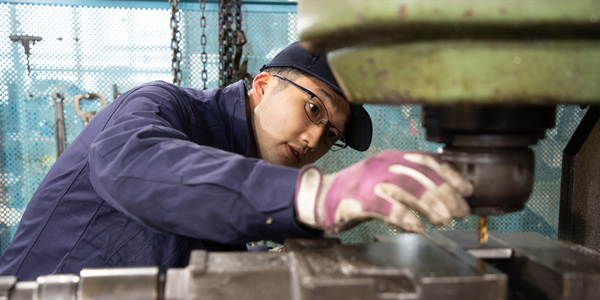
[
  {"x1": 123, "y1": 81, "x2": 200, "y2": 105},
  {"x1": 124, "y1": 80, "x2": 245, "y2": 109}
]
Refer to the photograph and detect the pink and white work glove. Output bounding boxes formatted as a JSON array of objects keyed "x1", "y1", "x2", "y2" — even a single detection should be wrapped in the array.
[{"x1": 294, "y1": 150, "x2": 474, "y2": 233}]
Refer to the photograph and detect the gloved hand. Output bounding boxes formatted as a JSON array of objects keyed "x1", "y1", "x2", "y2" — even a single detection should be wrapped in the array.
[{"x1": 295, "y1": 150, "x2": 473, "y2": 233}]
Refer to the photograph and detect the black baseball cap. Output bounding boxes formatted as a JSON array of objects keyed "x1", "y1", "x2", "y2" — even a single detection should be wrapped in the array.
[{"x1": 260, "y1": 42, "x2": 372, "y2": 152}]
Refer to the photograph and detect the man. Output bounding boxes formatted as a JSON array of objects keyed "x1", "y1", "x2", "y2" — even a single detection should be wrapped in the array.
[{"x1": 0, "y1": 42, "x2": 472, "y2": 281}]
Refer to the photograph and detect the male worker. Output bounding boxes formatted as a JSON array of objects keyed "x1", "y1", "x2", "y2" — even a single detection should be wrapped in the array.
[{"x1": 0, "y1": 42, "x2": 472, "y2": 281}]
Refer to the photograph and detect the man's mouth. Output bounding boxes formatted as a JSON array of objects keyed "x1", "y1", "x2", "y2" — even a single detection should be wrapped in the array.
[{"x1": 286, "y1": 144, "x2": 300, "y2": 164}]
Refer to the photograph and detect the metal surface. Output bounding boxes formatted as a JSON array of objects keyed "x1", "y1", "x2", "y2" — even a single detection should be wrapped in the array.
[
  {"x1": 298, "y1": 1, "x2": 600, "y2": 51},
  {"x1": 440, "y1": 147, "x2": 535, "y2": 215},
  {"x1": 165, "y1": 249, "x2": 291, "y2": 300},
  {"x1": 164, "y1": 237, "x2": 507, "y2": 300},
  {"x1": 440, "y1": 231, "x2": 600, "y2": 300},
  {"x1": 3, "y1": 233, "x2": 600, "y2": 299},
  {"x1": 378, "y1": 231, "x2": 600, "y2": 299},
  {"x1": 36, "y1": 275, "x2": 79, "y2": 300},
  {"x1": 9, "y1": 282, "x2": 37, "y2": 300},
  {"x1": 298, "y1": 0, "x2": 600, "y2": 105},
  {"x1": 0, "y1": 277, "x2": 16, "y2": 300},
  {"x1": 559, "y1": 106, "x2": 600, "y2": 252},
  {"x1": 423, "y1": 105, "x2": 555, "y2": 215},
  {"x1": 422, "y1": 105, "x2": 556, "y2": 146},
  {"x1": 80, "y1": 267, "x2": 160, "y2": 300}
]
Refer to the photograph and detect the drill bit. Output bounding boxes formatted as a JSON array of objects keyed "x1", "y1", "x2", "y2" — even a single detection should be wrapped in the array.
[{"x1": 478, "y1": 215, "x2": 488, "y2": 243}]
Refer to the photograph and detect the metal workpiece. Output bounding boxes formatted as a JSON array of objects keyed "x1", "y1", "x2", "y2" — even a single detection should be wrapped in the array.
[
  {"x1": 3, "y1": 233, "x2": 600, "y2": 300},
  {"x1": 435, "y1": 231, "x2": 600, "y2": 300},
  {"x1": 165, "y1": 250, "x2": 292, "y2": 300},
  {"x1": 311, "y1": 236, "x2": 507, "y2": 300},
  {"x1": 79, "y1": 267, "x2": 160, "y2": 300},
  {"x1": 297, "y1": 0, "x2": 600, "y2": 105},
  {"x1": 285, "y1": 238, "x2": 424, "y2": 300},
  {"x1": 0, "y1": 274, "x2": 78, "y2": 300},
  {"x1": 2, "y1": 269, "x2": 157, "y2": 300},
  {"x1": 36, "y1": 274, "x2": 79, "y2": 300},
  {"x1": 0, "y1": 277, "x2": 16, "y2": 300},
  {"x1": 8, "y1": 282, "x2": 37, "y2": 300}
]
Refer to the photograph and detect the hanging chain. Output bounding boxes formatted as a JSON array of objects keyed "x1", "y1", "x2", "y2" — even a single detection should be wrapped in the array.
[
  {"x1": 169, "y1": 0, "x2": 182, "y2": 86},
  {"x1": 199, "y1": 0, "x2": 208, "y2": 90},
  {"x1": 218, "y1": 0, "x2": 234, "y2": 88},
  {"x1": 218, "y1": 0, "x2": 247, "y2": 88},
  {"x1": 232, "y1": 0, "x2": 248, "y2": 83}
]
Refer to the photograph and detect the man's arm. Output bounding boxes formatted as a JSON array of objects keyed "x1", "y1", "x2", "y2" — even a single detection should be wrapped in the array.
[{"x1": 88, "y1": 83, "x2": 321, "y2": 244}]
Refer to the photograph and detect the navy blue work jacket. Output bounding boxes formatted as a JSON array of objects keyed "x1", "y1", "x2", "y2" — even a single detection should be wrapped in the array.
[{"x1": 0, "y1": 80, "x2": 321, "y2": 280}]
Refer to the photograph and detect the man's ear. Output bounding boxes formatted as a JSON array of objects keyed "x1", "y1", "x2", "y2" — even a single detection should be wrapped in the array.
[{"x1": 251, "y1": 72, "x2": 273, "y2": 103}]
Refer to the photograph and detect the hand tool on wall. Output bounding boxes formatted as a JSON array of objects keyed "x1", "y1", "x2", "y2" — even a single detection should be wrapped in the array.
[
  {"x1": 52, "y1": 92, "x2": 66, "y2": 158},
  {"x1": 74, "y1": 93, "x2": 107, "y2": 127},
  {"x1": 9, "y1": 35, "x2": 42, "y2": 75}
]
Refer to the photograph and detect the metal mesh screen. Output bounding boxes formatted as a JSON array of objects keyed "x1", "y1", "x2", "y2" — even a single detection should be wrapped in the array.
[{"x1": 0, "y1": 1, "x2": 587, "y2": 252}]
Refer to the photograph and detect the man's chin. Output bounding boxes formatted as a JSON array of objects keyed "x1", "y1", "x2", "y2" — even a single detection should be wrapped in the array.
[
  {"x1": 260, "y1": 154, "x2": 294, "y2": 168},
  {"x1": 273, "y1": 158, "x2": 304, "y2": 169}
]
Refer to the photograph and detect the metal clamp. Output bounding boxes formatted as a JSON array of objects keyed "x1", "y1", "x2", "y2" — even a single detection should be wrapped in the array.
[{"x1": 74, "y1": 93, "x2": 107, "y2": 126}]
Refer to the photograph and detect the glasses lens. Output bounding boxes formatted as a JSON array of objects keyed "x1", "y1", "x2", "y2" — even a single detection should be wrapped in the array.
[
  {"x1": 325, "y1": 127, "x2": 347, "y2": 151},
  {"x1": 304, "y1": 98, "x2": 327, "y2": 125}
]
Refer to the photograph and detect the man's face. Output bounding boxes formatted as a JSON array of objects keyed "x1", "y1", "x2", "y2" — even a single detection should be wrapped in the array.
[{"x1": 251, "y1": 73, "x2": 351, "y2": 168}]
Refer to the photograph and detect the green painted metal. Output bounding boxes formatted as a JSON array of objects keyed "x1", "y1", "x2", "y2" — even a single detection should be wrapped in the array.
[
  {"x1": 328, "y1": 41, "x2": 600, "y2": 105},
  {"x1": 297, "y1": 0, "x2": 600, "y2": 104}
]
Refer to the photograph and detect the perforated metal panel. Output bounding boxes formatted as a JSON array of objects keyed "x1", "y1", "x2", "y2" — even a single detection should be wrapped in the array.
[{"x1": 0, "y1": 1, "x2": 587, "y2": 252}]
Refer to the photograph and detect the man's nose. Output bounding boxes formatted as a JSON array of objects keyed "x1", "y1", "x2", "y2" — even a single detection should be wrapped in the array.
[{"x1": 302, "y1": 123, "x2": 325, "y2": 151}]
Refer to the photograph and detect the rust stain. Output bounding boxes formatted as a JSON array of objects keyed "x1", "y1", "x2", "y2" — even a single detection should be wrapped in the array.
[
  {"x1": 462, "y1": 79, "x2": 470, "y2": 91},
  {"x1": 368, "y1": 57, "x2": 375, "y2": 65},
  {"x1": 399, "y1": 5, "x2": 407, "y2": 19},
  {"x1": 463, "y1": 10, "x2": 474, "y2": 18},
  {"x1": 376, "y1": 70, "x2": 388, "y2": 78},
  {"x1": 358, "y1": 65, "x2": 367, "y2": 78},
  {"x1": 499, "y1": 7, "x2": 507, "y2": 14},
  {"x1": 356, "y1": 13, "x2": 365, "y2": 21}
]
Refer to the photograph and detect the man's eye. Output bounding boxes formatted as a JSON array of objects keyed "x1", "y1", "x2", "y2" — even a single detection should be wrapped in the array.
[
  {"x1": 326, "y1": 129, "x2": 340, "y2": 142},
  {"x1": 308, "y1": 102, "x2": 321, "y2": 115}
]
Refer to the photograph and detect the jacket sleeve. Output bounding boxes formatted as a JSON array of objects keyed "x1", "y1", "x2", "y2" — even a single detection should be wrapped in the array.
[{"x1": 88, "y1": 83, "x2": 322, "y2": 244}]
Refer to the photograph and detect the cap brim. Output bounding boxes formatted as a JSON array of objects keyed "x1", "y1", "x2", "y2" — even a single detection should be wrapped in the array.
[{"x1": 346, "y1": 104, "x2": 372, "y2": 152}]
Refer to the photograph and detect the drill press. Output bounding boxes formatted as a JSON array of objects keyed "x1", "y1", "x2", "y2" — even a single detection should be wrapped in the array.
[{"x1": 296, "y1": 0, "x2": 600, "y2": 242}]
